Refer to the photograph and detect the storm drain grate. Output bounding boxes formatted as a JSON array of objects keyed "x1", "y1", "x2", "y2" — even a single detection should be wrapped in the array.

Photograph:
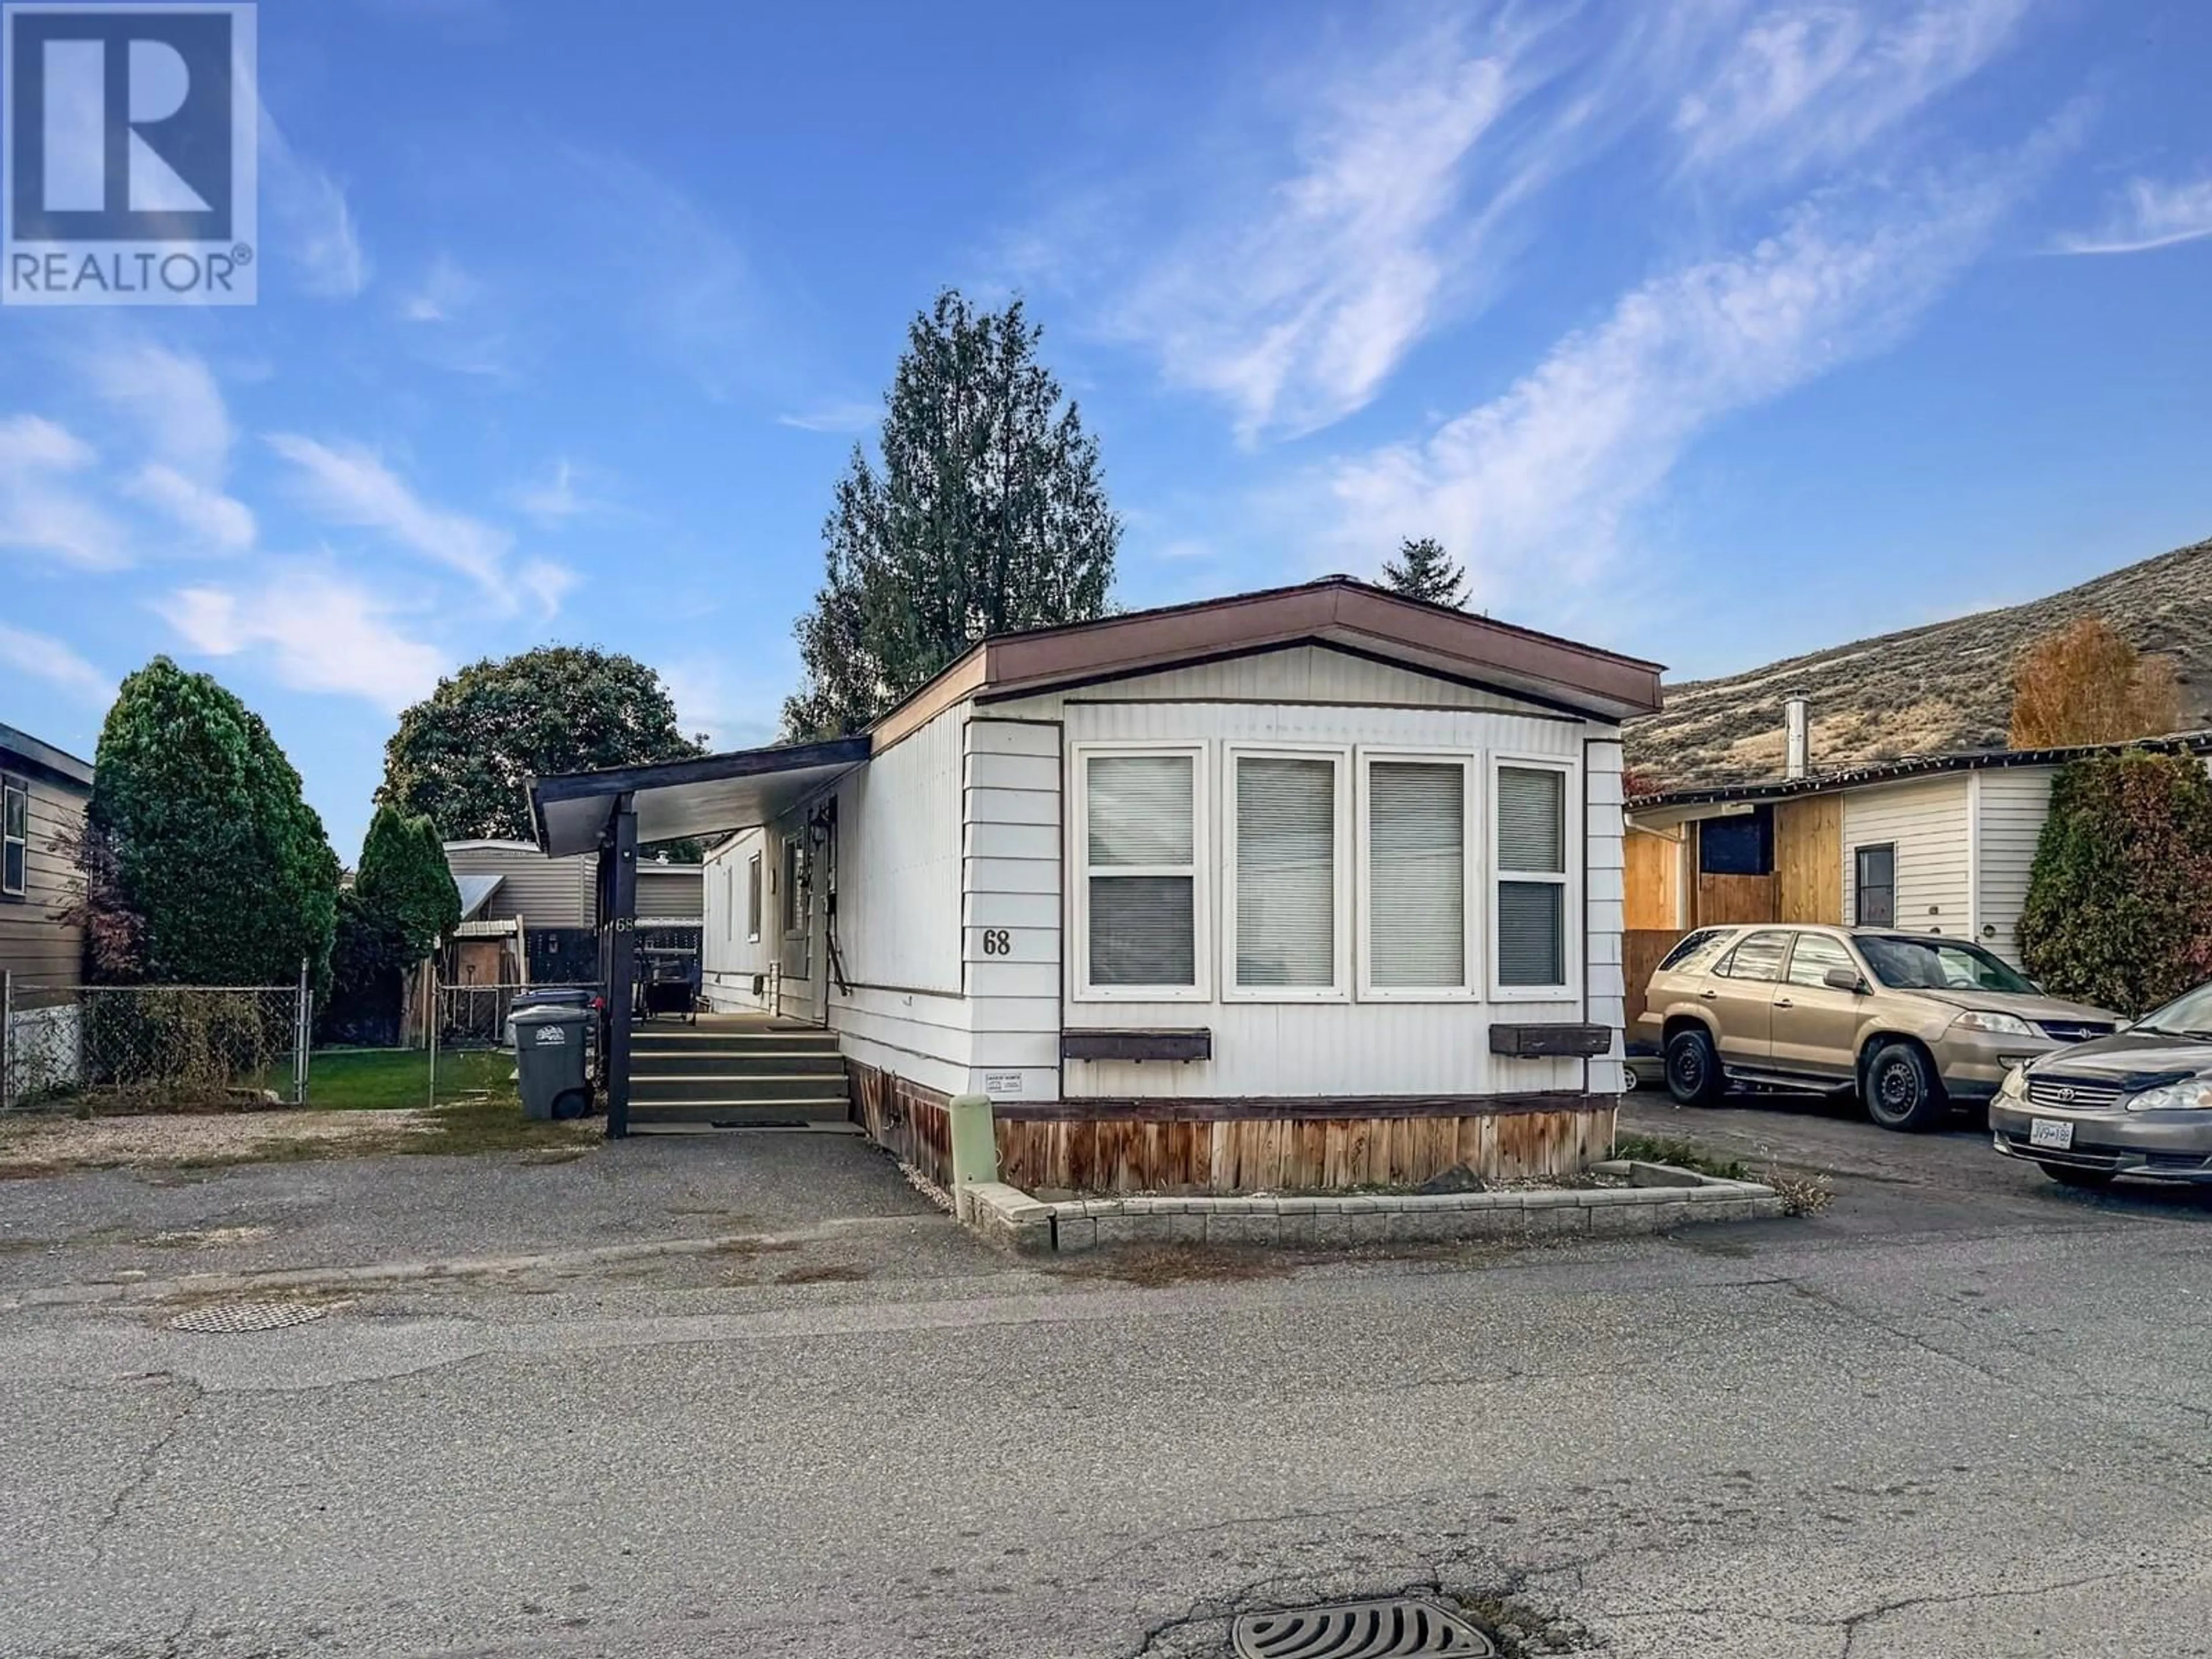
[
  {"x1": 1232, "y1": 1597, "x2": 1497, "y2": 1658},
  {"x1": 166, "y1": 1301, "x2": 329, "y2": 1335}
]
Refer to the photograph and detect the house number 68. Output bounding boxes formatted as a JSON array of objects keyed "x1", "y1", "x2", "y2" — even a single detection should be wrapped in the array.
[{"x1": 980, "y1": 929, "x2": 1012, "y2": 955}]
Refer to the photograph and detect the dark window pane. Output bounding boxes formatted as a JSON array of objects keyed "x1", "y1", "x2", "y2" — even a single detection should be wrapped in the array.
[
  {"x1": 1699, "y1": 808, "x2": 1773, "y2": 876},
  {"x1": 1090, "y1": 875, "x2": 1195, "y2": 987},
  {"x1": 1497, "y1": 881, "x2": 1565, "y2": 986}
]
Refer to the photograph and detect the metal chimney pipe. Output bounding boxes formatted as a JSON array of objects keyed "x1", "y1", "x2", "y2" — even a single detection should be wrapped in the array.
[{"x1": 1784, "y1": 696, "x2": 1810, "y2": 781}]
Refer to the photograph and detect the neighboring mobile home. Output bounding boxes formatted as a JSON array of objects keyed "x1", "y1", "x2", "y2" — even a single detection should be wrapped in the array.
[
  {"x1": 533, "y1": 578, "x2": 1664, "y2": 1193},
  {"x1": 1, "y1": 722, "x2": 93, "y2": 1103},
  {"x1": 1622, "y1": 721, "x2": 2212, "y2": 1027},
  {"x1": 442, "y1": 839, "x2": 702, "y2": 985}
]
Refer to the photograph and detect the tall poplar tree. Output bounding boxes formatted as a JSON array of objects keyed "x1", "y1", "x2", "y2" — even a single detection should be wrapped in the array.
[{"x1": 782, "y1": 291, "x2": 1119, "y2": 738}]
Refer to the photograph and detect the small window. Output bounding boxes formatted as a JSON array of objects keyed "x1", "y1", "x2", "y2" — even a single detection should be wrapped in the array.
[
  {"x1": 1699, "y1": 808, "x2": 1773, "y2": 877},
  {"x1": 1785, "y1": 931, "x2": 1858, "y2": 988},
  {"x1": 745, "y1": 853, "x2": 762, "y2": 942},
  {"x1": 1495, "y1": 764, "x2": 1569, "y2": 988},
  {"x1": 1362, "y1": 757, "x2": 1469, "y2": 993},
  {"x1": 1717, "y1": 929, "x2": 1791, "y2": 981},
  {"x1": 1081, "y1": 749, "x2": 1203, "y2": 994},
  {"x1": 1, "y1": 777, "x2": 26, "y2": 899},
  {"x1": 1228, "y1": 750, "x2": 1346, "y2": 995},
  {"x1": 1854, "y1": 844, "x2": 1896, "y2": 927}
]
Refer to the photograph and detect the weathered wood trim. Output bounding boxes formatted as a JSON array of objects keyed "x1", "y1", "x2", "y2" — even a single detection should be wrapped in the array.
[
  {"x1": 995, "y1": 1090, "x2": 1614, "y2": 1123},
  {"x1": 1059, "y1": 1028, "x2": 1213, "y2": 1062},
  {"x1": 1487, "y1": 1023, "x2": 1613, "y2": 1059}
]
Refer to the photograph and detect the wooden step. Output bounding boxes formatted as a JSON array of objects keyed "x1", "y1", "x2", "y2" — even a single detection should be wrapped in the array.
[
  {"x1": 631, "y1": 1074, "x2": 850, "y2": 1105},
  {"x1": 630, "y1": 1050, "x2": 845, "y2": 1078},
  {"x1": 625, "y1": 1099, "x2": 853, "y2": 1128}
]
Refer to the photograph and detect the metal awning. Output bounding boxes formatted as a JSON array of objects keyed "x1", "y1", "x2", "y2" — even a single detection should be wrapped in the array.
[
  {"x1": 528, "y1": 735, "x2": 872, "y2": 858},
  {"x1": 454, "y1": 873, "x2": 505, "y2": 921}
]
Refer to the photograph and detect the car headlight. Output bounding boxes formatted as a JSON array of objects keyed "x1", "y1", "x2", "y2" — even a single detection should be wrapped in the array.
[
  {"x1": 2125, "y1": 1078, "x2": 2212, "y2": 1113},
  {"x1": 1999, "y1": 1064, "x2": 2027, "y2": 1100},
  {"x1": 1951, "y1": 1009, "x2": 2039, "y2": 1039}
]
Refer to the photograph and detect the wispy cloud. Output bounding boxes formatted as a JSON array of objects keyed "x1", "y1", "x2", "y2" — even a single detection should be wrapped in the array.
[
  {"x1": 266, "y1": 434, "x2": 569, "y2": 616},
  {"x1": 81, "y1": 342, "x2": 256, "y2": 551},
  {"x1": 160, "y1": 564, "x2": 445, "y2": 712},
  {"x1": 1321, "y1": 141, "x2": 2063, "y2": 609},
  {"x1": 2054, "y1": 173, "x2": 2212, "y2": 256},
  {"x1": 777, "y1": 401, "x2": 880, "y2": 435},
  {"x1": 509, "y1": 459, "x2": 590, "y2": 525},
  {"x1": 263, "y1": 112, "x2": 369, "y2": 299},
  {"x1": 0, "y1": 622, "x2": 113, "y2": 706},
  {"x1": 660, "y1": 657, "x2": 783, "y2": 753},
  {"x1": 0, "y1": 415, "x2": 130, "y2": 569},
  {"x1": 399, "y1": 254, "x2": 483, "y2": 323},
  {"x1": 1673, "y1": 0, "x2": 2035, "y2": 183}
]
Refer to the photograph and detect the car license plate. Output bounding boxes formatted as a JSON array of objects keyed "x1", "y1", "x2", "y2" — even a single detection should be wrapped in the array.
[{"x1": 2029, "y1": 1119, "x2": 2074, "y2": 1150}]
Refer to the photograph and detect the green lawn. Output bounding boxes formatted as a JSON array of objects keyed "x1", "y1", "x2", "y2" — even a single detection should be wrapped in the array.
[{"x1": 306, "y1": 1048, "x2": 520, "y2": 1111}]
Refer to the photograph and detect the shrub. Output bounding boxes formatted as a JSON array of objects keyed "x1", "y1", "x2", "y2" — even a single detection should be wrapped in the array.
[
  {"x1": 2009, "y1": 618, "x2": 2181, "y2": 749},
  {"x1": 2017, "y1": 752, "x2": 2212, "y2": 1014}
]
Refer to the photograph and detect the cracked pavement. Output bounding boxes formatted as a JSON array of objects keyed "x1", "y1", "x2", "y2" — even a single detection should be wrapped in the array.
[{"x1": 5, "y1": 1108, "x2": 2212, "y2": 1657}]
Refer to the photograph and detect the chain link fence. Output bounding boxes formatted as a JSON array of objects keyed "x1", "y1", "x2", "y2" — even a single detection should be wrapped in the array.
[
  {"x1": 433, "y1": 981, "x2": 602, "y2": 1049},
  {"x1": 2, "y1": 968, "x2": 309, "y2": 1112}
]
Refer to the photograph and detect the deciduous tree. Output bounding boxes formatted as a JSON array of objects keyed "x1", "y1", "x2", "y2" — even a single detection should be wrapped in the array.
[
  {"x1": 2008, "y1": 618, "x2": 2181, "y2": 748},
  {"x1": 379, "y1": 647, "x2": 703, "y2": 841},
  {"x1": 782, "y1": 290, "x2": 1119, "y2": 738}
]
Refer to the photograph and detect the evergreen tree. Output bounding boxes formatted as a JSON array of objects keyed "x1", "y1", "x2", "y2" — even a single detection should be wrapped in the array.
[
  {"x1": 1380, "y1": 537, "x2": 1469, "y2": 608},
  {"x1": 88, "y1": 658, "x2": 340, "y2": 988},
  {"x1": 324, "y1": 806, "x2": 461, "y2": 1045},
  {"x1": 783, "y1": 291, "x2": 1119, "y2": 738},
  {"x1": 379, "y1": 647, "x2": 702, "y2": 840}
]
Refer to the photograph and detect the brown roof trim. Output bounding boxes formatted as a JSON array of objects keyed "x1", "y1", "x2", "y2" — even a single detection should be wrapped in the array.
[
  {"x1": 866, "y1": 576, "x2": 1664, "y2": 744},
  {"x1": 1628, "y1": 728, "x2": 2212, "y2": 811}
]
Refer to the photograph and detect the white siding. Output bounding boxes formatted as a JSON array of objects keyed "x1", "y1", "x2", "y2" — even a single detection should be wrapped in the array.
[
  {"x1": 1974, "y1": 767, "x2": 2054, "y2": 967},
  {"x1": 701, "y1": 828, "x2": 771, "y2": 1009},
  {"x1": 963, "y1": 719, "x2": 1063, "y2": 1102},
  {"x1": 1585, "y1": 738, "x2": 1627, "y2": 1096},
  {"x1": 988, "y1": 643, "x2": 1548, "y2": 716},
  {"x1": 1841, "y1": 777, "x2": 1972, "y2": 938},
  {"x1": 1050, "y1": 698, "x2": 1596, "y2": 1100}
]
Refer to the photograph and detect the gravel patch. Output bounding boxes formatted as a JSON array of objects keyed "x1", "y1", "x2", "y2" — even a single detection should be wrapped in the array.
[{"x1": 0, "y1": 1108, "x2": 433, "y2": 1175}]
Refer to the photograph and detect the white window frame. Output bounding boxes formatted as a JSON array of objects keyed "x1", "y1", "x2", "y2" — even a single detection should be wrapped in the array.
[
  {"x1": 746, "y1": 851, "x2": 763, "y2": 943},
  {"x1": 1069, "y1": 741, "x2": 1210, "y2": 1003},
  {"x1": 1221, "y1": 743, "x2": 1353, "y2": 1003},
  {"x1": 781, "y1": 836, "x2": 805, "y2": 938},
  {"x1": 1488, "y1": 751, "x2": 1582, "y2": 1002},
  {"x1": 1, "y1": 775, "x2": 26, "y2": 900},
  {"x1": 1354, "y1": 748, "x2": 1480, "y2": 1002}
]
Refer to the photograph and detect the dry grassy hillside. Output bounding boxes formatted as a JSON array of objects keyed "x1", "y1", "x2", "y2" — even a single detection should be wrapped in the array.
[{"x1": 1625, "y1": 537, "x2": 2212, "y2": 788}]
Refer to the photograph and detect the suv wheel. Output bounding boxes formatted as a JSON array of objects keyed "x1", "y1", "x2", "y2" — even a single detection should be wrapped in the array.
[
  {"x1": 1863, "y1": 1040, "x2": 1946, "y2": 1131},
  {"x1": 1665, "y1": 1027, "x2": 1724, "y2": 1107}
]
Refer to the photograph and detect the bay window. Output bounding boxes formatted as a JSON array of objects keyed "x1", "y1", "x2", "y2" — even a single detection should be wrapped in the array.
[
  {"x1": 1494, "y1": 760, "x2": 1571, "y2": 991},
  {"x1": 1225, "y1": 748, "x2": 1349, "y2": 998},
  {"x1": 1078, "y1": 747, "x2": 1205, "y2": 997},
  {"x1": 1358, "y1": 755, "x2": 1474, "y2": 997}
]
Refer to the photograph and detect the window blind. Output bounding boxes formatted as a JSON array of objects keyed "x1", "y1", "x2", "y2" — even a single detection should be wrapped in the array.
[
  {"x1": 1088, "y1": 755, "x2": 1192, "y2": 866},
  {"x1": 1234, "y1": 756, "x2": 1335, "y2": 987},
  {"x1": 1498, "y1": 882, "x2": 1565, "y2": 986},
  {"x1": 1495, "y1": 767, "x2": 1565, "y2": 872},
  {"x1": 1368, "y1": 762, "x2": 1464, "y2": 987},
  {"x1": 1085, "y1": 753, "x2": 1196, "y2": 987}
]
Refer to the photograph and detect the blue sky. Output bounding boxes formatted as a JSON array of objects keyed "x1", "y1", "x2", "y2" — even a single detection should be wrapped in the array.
[{"x1": 3, "y1": 0, "x2": 2209, "y2": 860}]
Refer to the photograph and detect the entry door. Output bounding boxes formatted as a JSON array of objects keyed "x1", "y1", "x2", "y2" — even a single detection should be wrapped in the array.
[
  {"x1": 1707, "y1": 929, "x2": 1791, "y2": 1065},
  {"x1": 1768, "y1": 932, "x2": 1865, "y2": 1081}
]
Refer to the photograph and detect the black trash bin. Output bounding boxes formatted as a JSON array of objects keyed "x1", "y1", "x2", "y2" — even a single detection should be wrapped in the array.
[{"x1": 510, "y1": 1004, "x2": 594, "y2": 1120}]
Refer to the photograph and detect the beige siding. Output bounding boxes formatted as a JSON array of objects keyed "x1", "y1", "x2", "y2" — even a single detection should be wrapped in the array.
[
  {"x1": 1, "y1": 775, "x2": 88, "y2": 993},
  {"x1": 1841, "y1": 777, "x2": 1972, "y2": 937},
  {"x1": 444, "y1": 842, "x2": 595, "y2": 929},
  {"x1": 1974, "y1": 767, "x2": 2054, "y2": 967},
  {"x1": 634, "y1": 863, "x2": 703, "y2": 921}
]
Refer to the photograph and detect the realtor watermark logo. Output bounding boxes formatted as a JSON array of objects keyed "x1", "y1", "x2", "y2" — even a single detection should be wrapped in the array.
[{"x1": 3, "y1": 2, "x2": 257, "y2": 305}]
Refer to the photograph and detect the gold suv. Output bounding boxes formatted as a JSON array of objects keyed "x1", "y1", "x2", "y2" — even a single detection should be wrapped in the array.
[{"x1": 1636, "y1": 925, "x2": 2118, "y2": 1131}]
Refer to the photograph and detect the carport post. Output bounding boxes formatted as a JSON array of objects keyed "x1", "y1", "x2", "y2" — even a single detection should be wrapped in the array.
[{"x1": 604, "y1": 793, "x2": 639, "y2": 1138}]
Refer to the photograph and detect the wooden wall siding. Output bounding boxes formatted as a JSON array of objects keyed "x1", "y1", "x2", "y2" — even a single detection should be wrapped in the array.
[
  {"x1": 961, "y1": 718, "x2": 1063, "y2": 1102},
  {"x1": 1622, "y1": 928, "x2": 1688, "y2": 1034},
  {"x1": 1693, "y1": 851, "x2": 1778, "y2": 927},
  {"x1": 1774, "y1": 797, "x2": 1842, "y2": 924},
  {"x1": 1624, "y1": 829, "x2": 1681, "y2": 931},
  {"x1": 1974, "y1": 768, "x2": 2054, "y2": 965},
  {"x1": 847, "y1": 1059, "x2": 953, "y2": 1191},
  {"x1": 1841, "y1": 776, "x2": 1971, "y2": 937},
  {"x1": 995, "y1": 1104, "x2": 1616, "y2": 1196},
  {"x1": 0, "y1": 777, "x2": 87, "y2": 993}
]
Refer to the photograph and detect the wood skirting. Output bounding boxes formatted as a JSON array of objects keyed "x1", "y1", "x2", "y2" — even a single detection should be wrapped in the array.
[
  {"x1": 993, "y1": 1090, "x2": 1614, "y2": 1123},
  {"x1": 846, "y1": 1060, "x2": 953, "y2": 1191}
]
